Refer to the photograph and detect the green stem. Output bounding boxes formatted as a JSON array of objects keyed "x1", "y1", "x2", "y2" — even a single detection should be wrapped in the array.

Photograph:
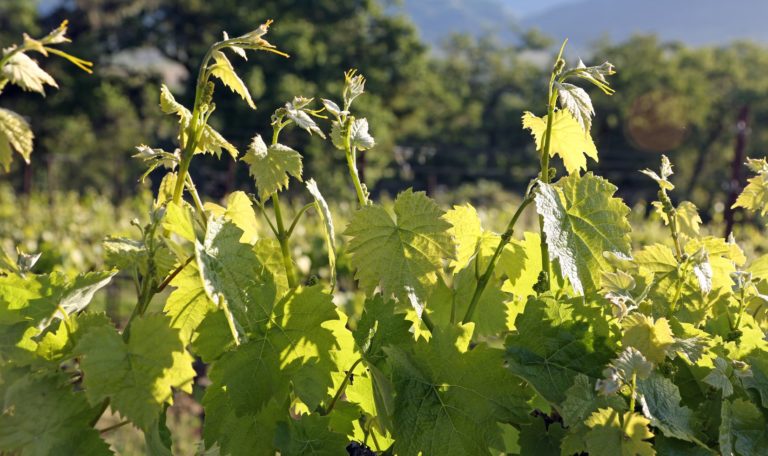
[
  {"x1": 421, "y1": 312, "x2": 435, "y2": 332},
  {"x1": 155, "y1": 255, "x2": 195, "y2": 293},
  {"x1": 286, "y1": 203, "x2": 315, "y2": 239},
  {"x1": 323, "y1": 358, "x2": 364, "y2": 415},
  {"x1": 344, "y1": 118, "x2": 368, "y2": 207},
  {"x1": 272, "y1": 193, "x2": 298, "y2": 288},
  {"x1": 735, "y1": 285, "x2": 748, "y2": 329},
  {"x1": 185, "y1": 175, "x2": 208, "y2": 225},
  {"x1": 171, "y1": 42, "x2": 223, "y2": 204},
  {"x1": 670, "y1": 212, "x2": 684, "y2": 260},
  {"x1": 462, "y1": 195, "x2": 534, "y2": 324},
  {"x1": 98, "y1": 420, "x2": 130, "y2": 434},
  {"x1": 536, "y1": 42, "x2": 567, "y2": 293},
  {"x1": 629, "y1": 373, "x2": 637, "y2": 412},
  {"x1": 252, "y1": 196, "x2": 280, "y2": 237},
  {"x1": 89, "y1": 399, "x2": 110, "y2": 427}
]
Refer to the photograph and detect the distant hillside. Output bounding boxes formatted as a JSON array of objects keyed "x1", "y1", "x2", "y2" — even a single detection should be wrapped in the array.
[
  {"x1": 397, "y1": 0, "x2": 768, "y2": 50},
  {"x1": 390, "y1": 0, "x2": 518, "y2": 46},
  {"x1": 522, "y1": 0, "x2": 768, "y2": 51}
]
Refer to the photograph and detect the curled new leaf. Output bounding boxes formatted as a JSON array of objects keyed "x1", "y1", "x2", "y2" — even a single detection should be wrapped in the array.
[
  {"x1": 209, "y1": 50, "x2": 256, "y2": 109},
  {"x1": 0, "y1": 108, "x2": 33, "y2": 172}
]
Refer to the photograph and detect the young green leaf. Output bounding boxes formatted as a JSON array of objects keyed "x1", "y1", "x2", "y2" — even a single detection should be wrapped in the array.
[
  {"x1": 164, "y1": 263, "x2": 217, "y2": 344},
  {"x1": 622, "y1": 314, "x2": 674, "y2": 364},
  {"x1": 637, "y1": 373, "x2": 705, "y2": 446},
  {"x1": 75, "y1": 314, "x2": 195, "y2": 429},
  {"x1": 195, "y1": 218, "x2": 276, "y2": 334},
  {"x1": 505, "y1": 297, "x2": 616, "y2": 403},
  {"x1": 387, "y1": 325, "x2": 532, "y2": 456},
  {"x1": 204, "y1": 191, "x2": 260, "y2": 244},
  {"x1": 344, "y1": 189, "x2": 455, "y2": 301},
  {"x1": 641, "y1": 155, "x2": 675, "y2": 191},
  {"x1": 652, "y1": 201, "x2": 702, "y2": 237},
  {"x1": 0, "y1": 375, "x2": 111, "y2": 455},
  {"x1": 242, "y1": 135, "x2": 302, "y2": 200},
  {"x1": 206, "y1": 286, "x2": 342, "y2": 415},
  {"x1": 555, "y1": 81, "x2": 594, "y2": 132},
  {"x1": 734, "y1": 157, "x2": 768, "y2": 215},
  {"x1": 274, "y1": 414, "x2": 348, "y2": 456},
  {"x1": 282, "y1": 97, "x2": 325, "y2": 138},
  {"x1": 535, "y1": 173, "x2": 632, "y2": 295},
  {"x1": 584, "y1": 408, "x2": 655, "y2": 456},
  {"x1": 158, "y1": 84, "x2": 238, "y2": 158},
  {"x1": 522, "y1": 110, "x2": 598, "y2": 174}
]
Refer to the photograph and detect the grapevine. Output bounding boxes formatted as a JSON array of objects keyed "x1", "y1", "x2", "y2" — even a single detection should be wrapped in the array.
[{"x1": 3, "y1": 20, "x2": 768, "y2": 456}]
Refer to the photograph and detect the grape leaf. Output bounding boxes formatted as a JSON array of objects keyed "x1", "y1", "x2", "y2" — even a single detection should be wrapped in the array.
[
  {"x1": 35, "y1": 312, "x2": 112, "y2": 363},
  {"x1": 164, "y1": 262, "x2": 216, "y2": 344},
  {"x1": 637, "y1": 373, "x2": 704, "y2": 446},
  {"x1": 242, "y1": 136, "x2": 302, "y2": 200},
  {"x1": 560, "y1": 374, "x2": 627, "y2": 455},
  {"x1": 744, "y1": 350, "x2": 768, "y2": 409},
  {"x1": 207, "y1": 286, "x2": 341, "y2": 415},
  {"x1": 652, "y1": 201, "x2": 702, "y2": 238},
  {"x1": 0, "y1": 107, "x2": 33, "y2": 172},
  {"x1": 505, "y1": 297, "x2": 616, "y2": 403},
  {"x1": 535, "y1": 172, "x2": 632, "y2": 295},
  {"x1": 561, "y1": 374, "x2": 626, "y2": 428},
  {"x1": 498, "y1": 232, "x2": 545, "y2": 298},
  {"x1": 622, "y1": 314, "x2": 674, "y2": 364},
  {"x1": 584, "y1": 408, "x2": 655, "y2": 456},
  {"x1": 720, "y1": 399, "x2": 768, "y2": 456},
  {"x1": 282, "y1": 96, "x2": 325, "y2": 138},
  {"x1": 704, "y1": 357, "x2": 735, "y2": 398},
  {"x1": 386, "y1": 325, "x2": 532, "y2": 456},
  {"x1": 163, "y1": 201, "x2": 196, "y2": 243},
  {"x1": 641, "y1": 155, "x2": 675, "y2": 191},
  {"x1": 158, "y1": 84, "x2": 237, "y2": 159},
  {"x1": 274, "y1": 414, "x2": 348, "y2": 455},
  {"x1": 1, "y1": 52, "x2": 58, "y2": 94},
  {"x1": 445, "y1": 203, "x2": 484, "y2": 270},
  {"x1": 634, "y1": 244, "x2": 678, "y2": 275},
  {"x1": 191, "y1": 309, "x2": 237, "y2": 363},
  {"x1": 555, "y1": 81, "x2": 594, "y2": 132},
  {"x1": 202, "y1": 386, "x2": 282, "y2": 456},
  {"x1": 204, "y1": 191, "x2": 259, "y2": 244},
  {"x1": 352, "y1": 294, "x2": 412, "y2": 365},
  {"x1": 522, "y1": 109, "x2": 598, "y2": 174},
  {"x1": 434, "y1": 259, "x2": 513, "y2": 337},
  {"x1": 517, "y1": 419, "x2": 566, "y2": 456},
  {"x1": 195, "y1": 217, "x2": 276, "y2": 335},
  {"x1": 733, "y1": 157, "x2": 768, "y2": 215},
  {"x1": 0, "y1": 375, "x2": 110, "y2": 455},
  {"x1": 209, "y1": 50, "x2": 255, "y2": 109},
  {"x1": 344, "y1": 189, "x2": 455, "y2": 301},
  {"x1": 75, "y1": 314, "x2": 195, "y2": 429},
  {"x1": 0, "y1": 271, "x2": 114, "y2": 331},
  {"x1": 350, "y1": 118, "x2": 375, "y2": 150}
]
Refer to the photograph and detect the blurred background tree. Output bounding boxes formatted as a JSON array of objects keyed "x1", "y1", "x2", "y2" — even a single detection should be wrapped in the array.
[{"x1": 3, "y1": 0, "x2": 768, "y2": 226}]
